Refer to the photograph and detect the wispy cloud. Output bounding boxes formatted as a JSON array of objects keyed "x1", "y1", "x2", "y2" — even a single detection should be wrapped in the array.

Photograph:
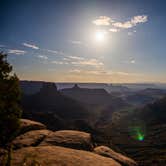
[
  {"x1": 51, "y1": 61, "x2": 64, "y2": 64},
  {"x1": 69, "y1": 40, "x2": 82, "y2": 45},
  {"x1": 68, "y1": 56, "x2": 84, "y2": 60},
  {"x1": 8, "y1": 49, "x2": 26, "y2": 55},
  {"x1": 22, "y1": 42, "x2": 39, "y2": 50},
  {"x1": 61, "y1": 56, "x2": 104, "y2": 68},
  {"x1": 92, "y1": 16, "x2": 113, "y2": 26},
  {"x1": 50, "y1": 56, "x2": 103, "y2": 69},
  {"x1": 131, "y1": 15, "x2": 148, "y2": 24},
  {"x1": 124, "y1": 59, "x2": 136, "y2": 64},
  {"x1": 71, "y1": 58, "x2": 104, "y2": 68},
  {"x1": 114, "y1": 71, "x2": 131, "y2": 76},
  {"x1": 37, "y1": 55, "x2": 48, "y2": 60},
  {"x1": 127, "y1": 30, "x2": 137, "y2": 36},
  {"x1": 109, "y1": 28, "x2": 120, "y2": 32},
  {"x1": 93, "y1": 15, "x2": 148, "y2": 30},
  {"x1": 69, "y1": 69, "x2": 81, "y2": 73},
  {"x1": 46, "y1": 49, "x2": 58, "y2": 54},
  {"x1": 22, "y1": 42, "x2": 66, "y2": 56},
  {"x1": 69, "y1": 68, "x2": 140, "y2": 77},
  {"x1": 47, "y1": 49, "x2": 66, "y2": 56},
  {"x1": 112, "y1": 15, "x2": 148, "y2": 29},
  {"x1": 128, "y1": 32, "x2": 133, "y2": 36},
  {"x1": 68, "y1": 40, "x2": 88, "y2": 47},
  {"x1": 40, "y1": 48, "x2": 66, "y2": 56},
  {"x1": 69, "y1": 69, "x2": 106, "y2": 75},
  {"x1": 112, "y1": 21, "x2": 134, "y2": 29},
  {"x1": 130, "y1": 60, "x2": 136, "y2": 64},
  {"x1": 51, "y1": 61, "x2": 69, "y2": 65},
  {"x1": 92, "y1": 70, "x2": 138, "y2": 76}
]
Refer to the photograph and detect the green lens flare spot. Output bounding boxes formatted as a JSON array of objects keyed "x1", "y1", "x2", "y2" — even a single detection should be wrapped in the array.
[
  {"x1": 137, "y1": 132, "x2": 144, "y2": 141},
  {"x1": 128, "y1": 124, "x2": 146, "y2": 141}
]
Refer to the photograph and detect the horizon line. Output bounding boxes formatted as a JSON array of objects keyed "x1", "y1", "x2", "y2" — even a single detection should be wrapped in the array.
[{"x1": 20, "y1": 79, "x2": 166, "y2": 85}]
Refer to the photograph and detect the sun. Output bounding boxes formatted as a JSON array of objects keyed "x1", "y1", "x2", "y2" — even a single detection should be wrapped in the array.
[{"x1": 95, "y1": 30, "x2": 106, "y2": 42}]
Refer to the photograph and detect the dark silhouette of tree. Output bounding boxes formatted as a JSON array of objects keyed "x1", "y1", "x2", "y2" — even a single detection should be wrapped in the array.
[{"x1": 0, "y1": 52, "x2": 22, "y2": 147}]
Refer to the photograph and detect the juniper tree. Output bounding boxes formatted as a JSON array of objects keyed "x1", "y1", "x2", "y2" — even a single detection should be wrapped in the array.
[{"x1": 0, "y1": 52, "x2": 22, "y2": 147}]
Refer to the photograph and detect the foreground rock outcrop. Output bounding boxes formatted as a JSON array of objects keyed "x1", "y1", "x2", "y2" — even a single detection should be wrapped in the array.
[
  {"x1": 94, "y1": 146, "x2": 138, "y2": 166},
  {"x1": 11, "y1": 146, "x2": 121, "y2": 166},
  {"x1": 12, "y1": 129, "x2": 53, "y2": 149},
  {"x1": 19, "y1": 119, "x2": 46, "y2": 134},
  {"x1": 6, "y1": 119, "x2": 138, "y2": 166},
  {"x1": 40, "y1": 130, "x2": 93, "y2": 151}
]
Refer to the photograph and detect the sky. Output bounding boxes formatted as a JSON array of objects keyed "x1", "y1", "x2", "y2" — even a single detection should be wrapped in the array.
[{"x1": 0, "y1": 0, "x2": 166, "y2": 83}]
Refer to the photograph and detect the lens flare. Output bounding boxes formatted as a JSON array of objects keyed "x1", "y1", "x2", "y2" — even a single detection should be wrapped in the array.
[
  {"x1": 128, "y1": 122, "x2": 146, "y2": 142},
  {"x1": 136, "y1": 131, "x2": 145, "y2": 141}
]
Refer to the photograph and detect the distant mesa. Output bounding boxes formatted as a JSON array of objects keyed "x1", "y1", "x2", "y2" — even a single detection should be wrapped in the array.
[
  {"x1": 40, "y1": 82, "x2": 58, "y2": 94},
  {"x1": 73, "y1": 84, "x2": 80, "y2": 89},
  {"x1": 62, "y1": 83, "x2": 109, "y2": 95}
]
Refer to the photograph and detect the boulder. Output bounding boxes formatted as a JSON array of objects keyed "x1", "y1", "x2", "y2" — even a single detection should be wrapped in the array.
[
  {"x1": 40, "y1": 130, "x2": 93, "y2": 151},
  {"x1": 11, "y1": 146, "x2": 121, "y2": 166},
  {"x1": 19, "y1": 119, "x2": 46, "y2": 134},
  {"x1": 12, "y1": 130, "x2": 53, "y2": 149},
  {"x1": 94, "y1": 146, "x2": 138, "y2": 166}
]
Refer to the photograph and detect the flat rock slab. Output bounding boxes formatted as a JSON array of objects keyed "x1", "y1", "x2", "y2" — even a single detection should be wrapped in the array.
[
  {"x1": 20, "y1": 119, "x2": 46, "y2": 134},
  {"x1": 12, "y1": 129, "x2": 53, "y2": 149},
  {"x1": 94, "y1": 146, "x2": 138, "y2": 166},
  {"x1": 11, "y1": 146, "x2": 121, "y2": 166},
  {"x1": 40, "y1": 130, "x2": 93, "y2": 151}
]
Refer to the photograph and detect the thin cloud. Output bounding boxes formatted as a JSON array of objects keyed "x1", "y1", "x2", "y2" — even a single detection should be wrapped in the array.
[
  {"x1": 112, "y1": 15, "x2": 148, "y2": 29},
  {"x1": 69, "y1": 69, "x2": 81, "y2": 73},
  {"x1": 130, "y1": 60, "x2": 136, "y2": 64},
  {"x1": 51, "y1": 61, "x2": 64, "y2": 64},
  {"x1": 37, "y1": 55, "x2": 48, "y2": 60},
  {"x1": 68, "y1": 40, "x2": 88, "y2": 47},
  {"x1": 51, "y1": 61, "x2": 69, "y2": 65},
  {"x1": 68, "y1": 56, "x2": 84, "y2": 60},
  {"x1": 128, "y1": 30, "x2": 137, "y2": 36},
  {"x1": 131, "y1": 15, "x2": 148, "y2": 24},
  {"x1": 128, "y1": 32, "x2": 133, "y2": 36},
  {"x1": 124, "y1": 59, "x2": 136, "y2": 64},
  {"x1": 46, "y1": 49, "x2": 58, "y2": 54},
  {"x1": 103, "y1": 70, "x2": 141, "y2": 76},
  {"x1": 69, "y1": 69, "x2": 106, "y2": 75},
  {"x1": 69, "y1": 40, "x2": 82, "y2": 45},
  {"x1": 69, "y1": 69, "x2": 140, "y2": 77},
  {"x1": 71, "y1": 58, "x2": 104, "y2": 68},
  {"x1": 115, "y1": 71, "x2": 131, "y2": 76},
  {"x1": 43, "y1": 49, "x2": 66, "y2": 56},
  {"x1": 93, "y1": 15, "x2": 148, "y2": 30},
  {"x1": 8, "y1": 49, "x2": 26, "y2": 55},
  {"x1": 112, "y1": 21, "x2": 133, "y2": 29},
  {"x1": 63, "y1": 57, "x2": 70, "y2": 61},
  {"x1": 22, "y1": 42, "x2": 39, "y2": 50},
  {"x1": 109, "y1": 28, "x2": 120, "y2": 32},
  {"x1": 92, "y1": 16, "x2": 113, "y2": 26}
]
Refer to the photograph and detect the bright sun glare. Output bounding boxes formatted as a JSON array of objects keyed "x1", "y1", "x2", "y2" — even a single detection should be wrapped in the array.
[{"x1": 95, "y1": 31, "x2": 106, "y2": 42}]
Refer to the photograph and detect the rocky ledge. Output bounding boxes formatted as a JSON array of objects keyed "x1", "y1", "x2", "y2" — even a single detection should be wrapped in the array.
[{"x1": 1, "y1": 119, "x2": 138, "y2": 166}]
